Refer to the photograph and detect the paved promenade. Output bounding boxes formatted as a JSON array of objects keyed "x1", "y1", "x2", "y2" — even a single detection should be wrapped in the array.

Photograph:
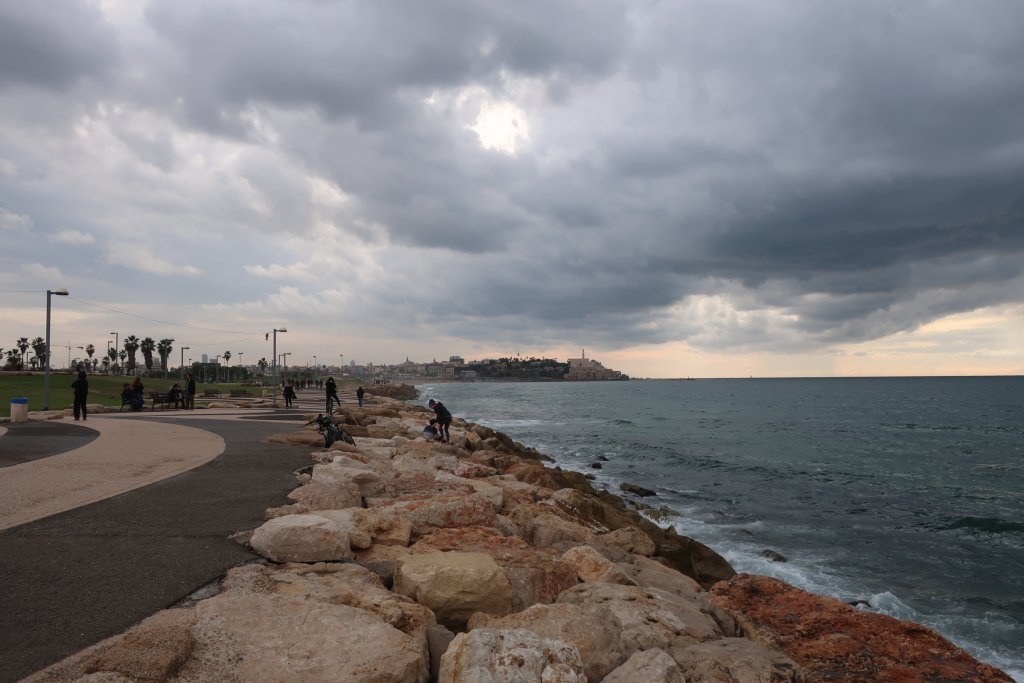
[{"x1": 0, "y1": 391, "x2": 339, "y2": 683}]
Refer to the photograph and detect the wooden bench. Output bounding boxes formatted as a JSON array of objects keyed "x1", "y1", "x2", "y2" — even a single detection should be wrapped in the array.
[
  {"x1": 149, "y1": 392, "x2": 171, "y2": 410},
  {"x1": 229, "y1": 389, "x2": 251, "y2": 398},
  {"x1": 203, "y1": 390, "x2": 221, "y2": 398}
]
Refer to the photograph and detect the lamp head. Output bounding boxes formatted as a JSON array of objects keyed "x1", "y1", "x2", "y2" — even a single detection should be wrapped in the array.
[{"x1": 52, "y1": 288, "x2": 69, "y2": 296}]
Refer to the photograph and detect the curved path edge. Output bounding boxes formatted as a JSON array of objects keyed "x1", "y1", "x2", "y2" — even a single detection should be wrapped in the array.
[{"x1": 0, "y1": 416, "x2": 225, "y2": 531}]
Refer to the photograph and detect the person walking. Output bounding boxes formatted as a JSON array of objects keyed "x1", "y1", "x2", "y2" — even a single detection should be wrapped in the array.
[
  {"x1": 185, "y1": 372, "x2": 196, "y2": 410},
  {"x1": 325, "y1": 376, "x2": 341, "y2": 412},
  {"x1": 71, "y1": 370, "x2": 89, "y2": 421},
  {"x1": 428, "y1": 398, "x2": 453, "y2": 443},
  {"x1": 283, "y1": 382, "x2": 296, "y2": 408},
  {"x1": 357, "y1": 385, "x2": 365, "y2": 407}
]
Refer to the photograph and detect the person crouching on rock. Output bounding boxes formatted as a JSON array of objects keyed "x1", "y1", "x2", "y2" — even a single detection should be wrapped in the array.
[
  {"x1": 428, "y1": 399, "x2": 452, "y2": 443},
  {"x1": 422, "y1": 418, "x2": 442, "y2": 441}
]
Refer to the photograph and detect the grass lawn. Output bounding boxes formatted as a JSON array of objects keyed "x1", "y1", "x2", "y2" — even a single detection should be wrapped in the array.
[{"x1": 0, "y1": 373, "x2": 268, "y2": 417}]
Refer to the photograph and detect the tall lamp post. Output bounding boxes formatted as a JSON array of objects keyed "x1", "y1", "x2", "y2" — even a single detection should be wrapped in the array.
[
  {"x1": 180, "y1": 346, "x2": 190, "y2": 379},
  {"x1": 237, "y1": 352, "x2": 244, "y2": 381},
  {"x1": 43, "y1": 288, "x2": 70, "y2": 410},
  {"x1": 339, "y1": 354, "x2": 344, "y2": 376},
  {"x1": 269, "y1": 328, "x2": 287, "y2": 407}
]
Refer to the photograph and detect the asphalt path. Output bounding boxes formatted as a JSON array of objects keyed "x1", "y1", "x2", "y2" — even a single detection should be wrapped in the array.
[
  {"x1": 0, "y1": 421, "x2": 99, "y2": 468},
  {"x1": 0, "y1": 414, "x2": 312, "y2": 683}
]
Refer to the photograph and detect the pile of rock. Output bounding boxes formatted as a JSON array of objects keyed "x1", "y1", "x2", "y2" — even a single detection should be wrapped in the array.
[{"x1": 30, "y1": 397, "x2": 1011, "y2": 682}]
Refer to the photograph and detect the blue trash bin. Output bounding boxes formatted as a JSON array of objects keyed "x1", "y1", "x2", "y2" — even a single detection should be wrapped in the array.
[{"x1": 10, "y1": 397, "x2": 29, "y2": 423}]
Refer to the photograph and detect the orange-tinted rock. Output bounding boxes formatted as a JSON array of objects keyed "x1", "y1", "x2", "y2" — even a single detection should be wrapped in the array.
[{"x1": 710, "y1": 574, "x2": 1013, "y2": 682}]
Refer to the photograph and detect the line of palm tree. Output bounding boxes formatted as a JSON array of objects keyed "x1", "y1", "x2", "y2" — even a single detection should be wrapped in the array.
[
  {"x1": 157, "y1": 339, "x2": 174, "y2": 376},
  {"x1": 141, "y1": 337, "x2": 156, "y2": 374},
  {"x1": 123, "y1": 335, "x2": 140, "y2": 374},
  {"x1": 17, "y1": 337, "x2": 29, "y2": 368},
  {"x1": 31, "y1": 337, "x2": 46, "y2": 370}
]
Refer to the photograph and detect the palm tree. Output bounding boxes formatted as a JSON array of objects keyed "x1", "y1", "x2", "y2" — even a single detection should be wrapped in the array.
[
  {"x1": 123, "y1": 335, "x2": 140, "y2": 374},
  {"x1": 31, "y1": 337, "x2": 46, "y2": 369},
  {"x1": 5, "y1": 349, "x2": 20, "y2": 370},
  {"x1": 157, "y1": 339, "x2": 174, "y2": 376},
  {"x1": 141, "y1": 337, "x2": 156, "y2": 374},
  {"x1": 85, "y1": 344, "x2": 95, "y2": 365},
  {"x1": 223, "y1": 351, "x2": 232, "y2": 381},
  {"x1": 118, "y1": 349, "x2": 127, "y2": 372},
  {"x1": 107, "y1": 347, "x2": 118, "y2": 373},
  {"x1": 258, "y1": 357, "x2": 269, "y2": 375},
  {"x1": 17, "y1": 337, "x2": 29, "y2": 368}
]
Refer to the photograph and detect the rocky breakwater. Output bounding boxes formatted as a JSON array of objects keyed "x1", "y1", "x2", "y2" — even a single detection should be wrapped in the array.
[{"x1": 29, "y1": 398, "x2": 1012, "y2": 682}]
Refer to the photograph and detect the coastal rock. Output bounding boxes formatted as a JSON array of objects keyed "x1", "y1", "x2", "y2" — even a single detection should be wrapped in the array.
[
  {"x1": 598, "y1": 526, "x2": 657, "y2": 556},
  {"x1": 657, "y1": 532, "x2": 736, "y2": 589},
  {"x1": 265, "y1": 429, "x2": 325, "y2": 447},
  {"x1": 287, "y1": 479, "x2": 363, "y2": 510},
  {"x1": 670, "y1": 637, "x2": 803, "y2": 683},
  {"x1": 620, "y1": 482, "x2": 657, "y2": 497},
  {"x1": 614, "y1": 554, "x2": 704, "y2": 602},
  {"x1": 312, "y1": 462, "x2": 384, "y2": 498},
  {"x1": 312, "y1": 509, "x2": 373, "y2": 549},
  {"x1": 710, "y1": 574, "x2": 1013, "y2": 682},
  {"x1": 394, "y1": 551, "x2": 513, "y2": 630},
  {"x1": 468, "y1": 603, "x2": 626, "y2": 681},
  {"x1": 558, "y1": 582, "x2": 722, "y2": 656},
  {"x1": 561, "y1": 544, "x2": 614, "y2": 583},
  {"x1": 455, "y1": 460, "x2": 498, "y2": 478},
  {"x1": 249, "y1": 514, "x2": 352, "y2": 563},
  {"x1": 439, "y1": 628, "x2": 585, "y2": 683},
  {"x1": 379, "y1": 493, "x2": 497, "y2": 538},
  {"x1": 82, "y1": 608, "x2": 195, "y2": 681},
  {"x1": 760, "y1": 549, "x2": 788, "y2": 563},
  {"x1": 603, "y1": 648, "x2": 684, "y2": 683},
  {"x1": 180, "y1": 592, "x2": 429, "y2": 683}
]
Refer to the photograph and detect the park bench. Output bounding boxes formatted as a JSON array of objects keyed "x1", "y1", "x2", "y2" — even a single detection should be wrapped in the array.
[
  {"x1": 203, "y1": 390, "x2": 221, "y2": 398},
  {"x1": 149, "y1": 392, "x2": 171, "y2": 411},
  {"x1": 229, "y1": 389, "x2": 251, "y2": 398}
]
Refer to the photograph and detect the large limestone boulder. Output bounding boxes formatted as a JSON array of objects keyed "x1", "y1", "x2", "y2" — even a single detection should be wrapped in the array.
[
  {"x1": 311, "y1": 509, "x2": 373, "y2": 549},
  {"x1": 561, "y1": 545, "x2": 614, "y2": 582},
  {"x1": 616, "y1": 554, "x2": 703, "y2": 602},
  {"x1": 287, "y1": 479, "x2": 362, "y2": 510},
  {"x1": 249, "y1": 514, "x2": 353, "y2": 563},
  {"x1": 597, "y1": 526, "x2": 656, "y2": 556},
  {"x1": 670, "y1": 638, "x2": 803, "y2": 683},
  {"x1": 410, "y1": 527, "x2": 577, "y2": 612},
  {"x1": 558, "y1": 582, "x2": 722, "y2": 657},
  {"x1": 394, "y1": 552, "x2": 513, "y2": 630},
  {"x1": 179, "y1": 592, "x2": 429, "y2": 682},
  {"x1": 468, "y1": 603, "x2": 626, "y2": 681},
  {"x1": 379, "y1": 493, "x2": 497, "y2": 537},
  {"x1": 603, "y1": 648, "x2": 684, "y2": 683},
  {"x1": 439, "y1": 628, "x2": 585, "y2": 683},
  {"x1": 81, "y1": 608, "x2": 196, "y2": 681},
  {"x1": 312, "y1": 462, "x2": 384, "y2": 497}
]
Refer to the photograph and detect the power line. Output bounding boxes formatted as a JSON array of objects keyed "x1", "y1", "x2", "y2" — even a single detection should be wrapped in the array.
[{"x1": 66, "y1": 296, "x2": 265, "y2": 335}]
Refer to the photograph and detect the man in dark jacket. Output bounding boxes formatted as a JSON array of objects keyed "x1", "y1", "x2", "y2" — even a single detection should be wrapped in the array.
[
  {"x1": 325, "y1": 376, "x2": 341, "y2": 412},
  {"x1": 185, "y1": 372, "x2": 196, "y2": 410},
  {"x1": 428, "y1": 399, "x2": 453, "y2": 443},
  {"x1": 356, "y1": 385, "x2": 365, "y2": 407},
  {"x1": 71, "y1": 370, "x2": 89, "y2": 421}
]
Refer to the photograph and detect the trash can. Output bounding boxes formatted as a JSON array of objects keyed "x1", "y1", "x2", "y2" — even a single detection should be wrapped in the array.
[{"x1": 10, "y1": 397, "x2": 28, "y2": 423}]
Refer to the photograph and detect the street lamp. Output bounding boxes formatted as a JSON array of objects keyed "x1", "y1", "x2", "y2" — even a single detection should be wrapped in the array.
[
  {"x1": 237, "y1": 351, "x2": 244, "y2": 381},
  {"x1": 180, "y1": 346, "x2": 190, "y2": 379},
  {"x1": 43, "y1": 288, "x2": 69, "y2": 410},
  {"x1": 339, "y1": 354, "x2": 344, "y2": 375},
  {"x1": 269, "y1": 328, "x2": 287, "y2": 407}
]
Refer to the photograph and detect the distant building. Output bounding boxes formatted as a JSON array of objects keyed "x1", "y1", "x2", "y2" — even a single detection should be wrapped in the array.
[{"x1": 565, "y1": 350, "x2": 628, "y2": 381}]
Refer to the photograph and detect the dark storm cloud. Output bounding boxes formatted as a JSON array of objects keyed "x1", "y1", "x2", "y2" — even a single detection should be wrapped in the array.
[
  {"x1": 2, "y1": 0, "x2": 1024, "y2": 357},
  {"x1": 0, "y1": 1, "x2": 118, "y2": 90}
]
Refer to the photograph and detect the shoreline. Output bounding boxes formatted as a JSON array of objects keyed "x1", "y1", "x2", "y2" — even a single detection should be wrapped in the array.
[{"x1": 26, "y1": 393, "x2": 1013, "y2": 682}]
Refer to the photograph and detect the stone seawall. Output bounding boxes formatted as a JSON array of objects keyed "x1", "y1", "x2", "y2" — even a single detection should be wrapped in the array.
[{"x1": 28, "y1": 397, "x2": 1012, "y2": 682}]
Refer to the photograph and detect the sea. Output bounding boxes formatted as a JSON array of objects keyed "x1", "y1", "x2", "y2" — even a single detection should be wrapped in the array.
[{"x1": 415, "y1": 377, "x2": 1024, "y2": 680}]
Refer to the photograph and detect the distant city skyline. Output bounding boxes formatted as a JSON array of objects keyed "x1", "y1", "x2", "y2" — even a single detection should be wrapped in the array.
[{"x1": 2, "y1": 2, "x2": 1023, "y2": 378}]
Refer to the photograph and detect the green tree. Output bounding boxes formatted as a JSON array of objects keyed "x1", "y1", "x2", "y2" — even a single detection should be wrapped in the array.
[
  {"x1": 85, "y1": 344, "x2": 95, "y2": 363},
  {"x1": 5, "y1": 349, "x2": 21, "y2": 370},
  {"x1": 31, "y1": 337, "x2": 46, "y2": 369},
  {"x1": 17, "y1": 337, "x2": 29, "y2": 368},
  {"x1": 118, "y1": 349, "x2": 127, "y2": 371},
  {"x1": 106, "y1": 347, "x2": 118, "y2": 372},
  {"x1": 123, "y1": 335, "x2": 140, "y2": 374},
  {"x1": 157, "y1": 339, "x2": 174, "y2": 374},
  {"x1": 141, "y1": 337, "x2": 156, "y2": 373}
]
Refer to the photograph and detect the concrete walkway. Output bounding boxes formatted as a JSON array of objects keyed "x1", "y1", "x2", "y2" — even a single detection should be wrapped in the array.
[{"x1": 0, "y1": 408, "x2": 315, "y2": 683}]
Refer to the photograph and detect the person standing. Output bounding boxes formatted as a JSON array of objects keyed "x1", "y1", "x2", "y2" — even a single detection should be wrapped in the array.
[
  {"x1": 428, "y1": 399, "x2": 453, "y2": 443},
  {"x1": 325, "y1": 376, "x2": 341, "y2": 412},
  {"x1": 71, "y1": 370, "x2": 89, "y2": 421},
  {"x1": 185, "y1": 372, "x2": 196, "y2": 410},
  {"x1": 357, "y1": 385, "x2": 365, "y2": 407}
]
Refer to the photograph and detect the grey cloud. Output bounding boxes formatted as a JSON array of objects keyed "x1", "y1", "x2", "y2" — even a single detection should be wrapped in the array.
[{"x1": 0, "y1": 2, "x2": 119, "y2": 90}]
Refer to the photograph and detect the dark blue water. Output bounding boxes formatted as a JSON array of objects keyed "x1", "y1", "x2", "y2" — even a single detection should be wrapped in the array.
[{"x1": 417, "y1": 377, "x2": 1024, "y2": 679}]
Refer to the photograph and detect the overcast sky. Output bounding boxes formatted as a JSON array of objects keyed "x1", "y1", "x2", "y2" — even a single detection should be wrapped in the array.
[{"x1": 1, "y1": 0, "x2": 1023, "y2": 378}]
